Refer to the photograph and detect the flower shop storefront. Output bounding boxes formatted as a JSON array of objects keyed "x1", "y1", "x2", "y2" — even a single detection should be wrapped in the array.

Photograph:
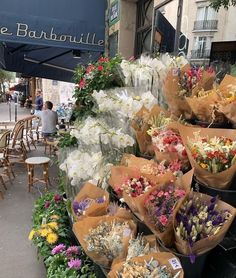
[
  {"x1": 0, "y1": 0, "x2": 106, "y2": 82},
  {"x1": 26, "y1": 53, "x2": 236, "y2": 278}
]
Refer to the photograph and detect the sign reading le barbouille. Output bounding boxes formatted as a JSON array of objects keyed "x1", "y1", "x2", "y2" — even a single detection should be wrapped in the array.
[{"x1": 0, "y1": 22, "x2": 104, "y2": 47}]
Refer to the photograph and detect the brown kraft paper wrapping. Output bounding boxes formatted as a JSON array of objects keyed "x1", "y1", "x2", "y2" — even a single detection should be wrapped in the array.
[
  {"x1": 108, "y1": 252, "x2": 184, "y2": 278},
  {"x1": 218, "y1": 75, "x2": 236, "y2": 125},
  {"x1": 122, "y1": 171, "x2": 175, "y2": 220},
  {"x1": 72, "y1": 182, "x2": 109, "y2": 222},
  {"x1": 163, "y1": 65, "x2": 192, "y2": 119},
  {"x1": 219, "y1": 74, "x2": 236, "y2": 95},
  {"x1": 192, "y1": 70, "x2": 215, "y2": 94},
  {"x1": 135, "y1": 170, "x2": 193, "y2": 246},
  {"x1": 73, "y1": 215, "x2": 137, "y2": 268},
  {"x1": 173, "y1": 191, "x2": 236, "y2": 256},
  {"x1": 131, "y1": 106, "x2": 151, "y2": 154},
  {"x1": 178, "y1": 124, "x2": 236, "y2": 189},
  {"x1": 186, "y1": 90, "x2": 222, "y2": 123},
  {"x1": 152, "y1": 122, "x2": 190, "y2": 168}
]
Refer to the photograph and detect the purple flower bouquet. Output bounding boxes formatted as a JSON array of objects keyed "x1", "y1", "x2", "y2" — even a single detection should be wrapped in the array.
[
  {"x1": 72, "y1": 182, "x2": 109, "y2": 221},
  {"x1": 174, "y1": 191, "x2": 235, "y2": 263}
]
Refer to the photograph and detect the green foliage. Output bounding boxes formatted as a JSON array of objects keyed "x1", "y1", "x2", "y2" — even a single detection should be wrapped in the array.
[
  {"x1": 32, "y1": 192, "x2": 68, "y2": 227},
  {"x1": 58, "y1": 132, "x2": 78, "y2": 148},
  {"x1": 209, "y1": 0, "x2": 236, "y2": 10},
  {"x1": 46, "y1": 248, "x2": 96, "y2": 278},
  {"x1": 0, "y1": 69, "x2": 15, "y2": 84},
  {"x1": 73, "y1": 55, "x2": 123, "y2": 121}
]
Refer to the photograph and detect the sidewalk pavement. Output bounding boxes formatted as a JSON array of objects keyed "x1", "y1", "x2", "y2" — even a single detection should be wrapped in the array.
[
  {"x1": 0, "y1": 102, "x2": 31, "y2": 122},
  {"x1": 0, "y1": 145, "x2": 59, "y2": 278}
]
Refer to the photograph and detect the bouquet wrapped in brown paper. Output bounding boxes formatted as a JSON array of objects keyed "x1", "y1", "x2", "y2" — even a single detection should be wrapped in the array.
[
  {"x1": 218, "y1": 74, "x2": 236, "y2": 125},
  {"x1": 108, "y1": 165, "x2": 167, "y2": 217},
  {"x1": 131, "y1": 105, "x2": 171, "y2": 155},
  {"x1": 126, "y1": 234, "x2": 158, "y2": 260},
  {"x1": 186, "y1": 89, "x2": 225, "y2": 123},
  {"x1": 108, "y1": 252, "x2": 184, "y2": 278},
  {"x1": 72, "y1": 182, "x2": 109, "y2": 221},
  {"x1": 148, "y1": 122, "x2": 189, "y2": 170},
  {"x1": 174, "y1": 191, "x2": 235, "y2": 263},
  {"x1": 179, "y1": 124, "x2": 236, "y2": 189},
  {"x1": 135, "y1": 170, "x2": 193, "y2": 246},
  {"x1": 131, "y1": 106, "x2": 152, "y2": 154},
  {"x1": 108, "y1": 166, "x2": 142, "y2": 195},
  {"x1": 163, "y1": 65, "x2": 192, "y2": 119},
  {"x1": 122, "y1": 171, "x2": 175, "y2": 219},
  {"x1": 164, "y1": 65, "x2": 215, "y2": 119},
  {"x1": 73, "y1": 215, "x2": 137, "y2": 267},
  {"x1": 192, "y1": 70, "x2": 215, "y2": 94},
  {"x1": 121, "y1": 154, "x2": 183, "y2": 177}
]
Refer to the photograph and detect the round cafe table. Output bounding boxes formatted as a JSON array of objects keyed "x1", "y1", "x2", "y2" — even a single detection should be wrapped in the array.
[{"x1": 25, "y1": 156, "x2": 51, "y2": 192}]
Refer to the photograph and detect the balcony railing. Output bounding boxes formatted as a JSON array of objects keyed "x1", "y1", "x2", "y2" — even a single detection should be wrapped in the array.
[
  {"x1": 193, "y1": 20, "x2": 218, "y2": 30},
  {"x1": 191, "y1": 49, "x2": 211, "y2": 59}
]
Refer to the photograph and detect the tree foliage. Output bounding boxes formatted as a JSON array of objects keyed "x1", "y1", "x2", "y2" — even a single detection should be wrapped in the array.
[
  {"x1": 0, "y1": 69, "x2": 15, "y2": 92},
  {"x1": 209, "y1": 0, "x2": 236, "y2": 11}
]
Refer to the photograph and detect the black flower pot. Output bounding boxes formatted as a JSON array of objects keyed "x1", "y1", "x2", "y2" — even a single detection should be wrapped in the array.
[
  {"x1": 132, "y1": 213, "x2": 152, "y2": 235},
  {"x1": 192, "y1": 177, "x2": 236, "y2": 207},
  {"x1": 195, "y1": 120, "x2": 232, "y2": 129},
  {"x1": 157, "y1": 238, "x2": 209, "y2": 278}
]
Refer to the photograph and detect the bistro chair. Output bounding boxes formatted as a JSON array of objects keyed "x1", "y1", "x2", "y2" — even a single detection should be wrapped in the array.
[
  {"x1": 0, "y1": 130, "x2": 13, "y2": 192},
  {"x1": 23, "y1": 117, "x2": 37, "y2": 151},
  {"x1": 8, "y1": 123, "x2": 27, "y2": 163}
]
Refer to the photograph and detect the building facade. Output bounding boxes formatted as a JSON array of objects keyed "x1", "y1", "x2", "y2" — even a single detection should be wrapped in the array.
[{"x1": 108, "y1": 0, "x2": 236, "y2": 65}]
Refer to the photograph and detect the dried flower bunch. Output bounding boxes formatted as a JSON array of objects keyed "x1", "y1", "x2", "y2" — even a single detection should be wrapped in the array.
[
  {"x1": 188, "y1": 133, "x2": 236, "y2": 173},
  {"x1": 145, "y1": 185, "x2": 186, "y2": 232},
  {"x1": 116, "y1": 258, "x2": 174, "y2": 278},
  {"x1": 85, "y1": 221, "x2": 131, "y2": 261},
  {"x1": 115, "y1": 176, "x2": 153, "y2": 198},
  {"x1": 72, "y1": 197, "x2": 105, "y2": 217},
  {"x1": 148, "y1": 112, "x2": 173, "y2": 133},
  {"x1": 178, "y1": 66, "x2": 203, "y2": 97},
  {"x1": 175, "y1": 193, "x2": 233, "y2": 262},
  {"x1": 127, "y1": 235, "x2": 157, "y2": 260}
]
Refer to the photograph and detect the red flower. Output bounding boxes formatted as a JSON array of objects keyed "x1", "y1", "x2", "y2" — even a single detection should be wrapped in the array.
[
  {"x1": 86, "y1": 65, "x2": 95, "y2": 74},
  {"x1": 97, "y1": 65, "x2": 104, "y2": 71},
  {"x1": 54, "y1": 194, "x2": 62, "y2": 202},
  {"x1": 79, "y1": 78, "x2": 86, "y2": 89},
  {"x1": 99, "y1": 57, "x2": 109, "y2": 63},
  {"x1": 44, "y1": 201, "x2": 50, "y2": 208},
  {"x1": 159, "y1": 215, "x2": 168, "y2": 226}
]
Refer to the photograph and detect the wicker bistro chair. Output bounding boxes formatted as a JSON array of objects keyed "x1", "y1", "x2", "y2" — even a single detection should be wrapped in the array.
[
  {"x1": 8, "y1": 123, "x2": 27, "y2": 163},
  {"x1": 0, "y1": 130, "x2": 13, "y2": 196},
  {"x1": 10, "y1": 119, "x2": 24, "y2": 139},
  {"x1": 31, "y1": 116, "x2": 42, "y2": 143},
  {"x1": 23, "y1": 117, "x2": 37, "y2": 151}
]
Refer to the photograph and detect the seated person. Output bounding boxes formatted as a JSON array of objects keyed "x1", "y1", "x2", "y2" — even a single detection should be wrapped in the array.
[{"x1": 40, "y1": 101, "x2": 58, "y2": 138}]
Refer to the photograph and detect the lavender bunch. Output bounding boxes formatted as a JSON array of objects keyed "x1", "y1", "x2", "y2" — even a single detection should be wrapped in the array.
[
  {"x1": 73, "y1": 197, "x2": 105, "y2": 217},
  {"x1": 175, "y1": 192, "x2": 233, "y2": 262}
]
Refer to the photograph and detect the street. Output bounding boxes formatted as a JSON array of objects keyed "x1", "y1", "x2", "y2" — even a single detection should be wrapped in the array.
[{"x1": 0, "y1": 102, "x2": 31, "y2": 122}]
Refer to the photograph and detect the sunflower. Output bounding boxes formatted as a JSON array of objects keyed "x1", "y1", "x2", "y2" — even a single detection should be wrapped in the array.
[
  {"x1": 46, "y1": 233, "x2": 58, "y2": 244},
  {"x1": 40, "y1": 228, "x2": 50, "y2": 237},
  {"x1": 28, "y1": 229, "x2": 35, "y2": 241},
  {"x1": 47, "y1": 222, "x2": 59, "y2": 230}
]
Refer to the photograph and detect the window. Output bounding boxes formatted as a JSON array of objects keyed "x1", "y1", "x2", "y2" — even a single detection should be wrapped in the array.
[
  {"x1": 194, "y1": 36, "x2": 207, "y2": 52},
  {"x1": 196, "y1": 6, "x2": 217, "y2": 21}
]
